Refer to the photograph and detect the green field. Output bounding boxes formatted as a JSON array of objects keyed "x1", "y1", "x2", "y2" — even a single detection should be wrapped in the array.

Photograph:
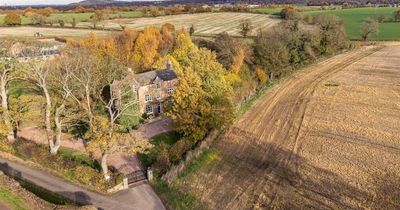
[
  {"x1": 0, "y1": 11, "x2": 142, "y2": 25},
  {"x1": 304, "y1": 7, "x2": 400, "y2": 40},
  {"x1": 256, "y1": 5, "x2": 322, "y2": 14}
]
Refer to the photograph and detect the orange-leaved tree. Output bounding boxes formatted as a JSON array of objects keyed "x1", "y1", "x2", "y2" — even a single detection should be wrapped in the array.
[
  {"x1": 132, "y1": 26, "x2": 161, "y2": 72},
  {"x1": 4, "y1": 13, "x2": 22, "y2": 26}
]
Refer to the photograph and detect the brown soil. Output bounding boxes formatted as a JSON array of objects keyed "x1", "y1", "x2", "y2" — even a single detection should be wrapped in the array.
[{"x1": 177, "y1": 43, "x2": 400, "y2": 209}]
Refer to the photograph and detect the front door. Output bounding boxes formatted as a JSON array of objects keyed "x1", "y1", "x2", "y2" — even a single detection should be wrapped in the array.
[{"x1": 157, "y1": 103, "x2": 162, "y2": 114}]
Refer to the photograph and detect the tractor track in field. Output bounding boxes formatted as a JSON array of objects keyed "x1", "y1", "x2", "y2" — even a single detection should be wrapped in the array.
[{"x1": 178, "y1": 43, "x2": 400, "y2": 209}]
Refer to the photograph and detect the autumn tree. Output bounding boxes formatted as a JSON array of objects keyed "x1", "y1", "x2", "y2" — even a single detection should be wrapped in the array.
[
  {"x1": 171, "y1": 29, "x2": 195, "y2": 63},
  {"x1": 4, "y1": 13, "x2": 22, "y2": 26},
  {"x1": 168, "y1": 69, "x2": 210, "y2": 141},
  {"x1": 214, "y1": 32, "x2": 252, "y2": 70},
  {"x1": 28, "y1": 13, "x2": 46, "y2": 25},
  {"x1": 91, "y1": 10, "x2": 105, "y2": 29},
  {"x1": 238, "y1": 19, "x2": 253, "y2": 38},
  {"x1": 361, "y1": 18, "x2": 379, "y2": 40},
  {"x1": 168, "y1": 48, "x2": 235, "y2": 142},
  {"x1": 255, "y1": 67, "x2": 268, "y2": 84},
  {"x1": 113, "y1": 29, "x2": 138, "y2": 67},
  {"x1": 74, "y1": 6, "x2": 86, "y2": 13},
  {"x1": 254, "y1": 27, "x2": 290, "y2": 79},
  {"x1": 159, "y1": 23, "x2": 176, "y2": 56},
  {"x1": 86, "y1": 116, "x2": 152, "y2": 180},
  {"x1": 36, "y1": 7, "x2": 54, "y2": 17},
  {"x1": 230, "y1": 48, "x2": 245, "y2": 74},
  {"x1": 132, "y1": 27, "x2": 161, "y2": 72},
  {"x1": 69, "y1": 35, "x2": 152, "y2": 179}
]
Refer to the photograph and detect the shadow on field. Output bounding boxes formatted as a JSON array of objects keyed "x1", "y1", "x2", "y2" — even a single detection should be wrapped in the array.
[{"x1": 193, "y1": 129, "x2": 400, "y2": 209}]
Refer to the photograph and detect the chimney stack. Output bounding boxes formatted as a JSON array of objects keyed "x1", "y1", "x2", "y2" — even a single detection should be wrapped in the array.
[{"x1": 166, "y1": 60, "x2": 173, "y2": 70}]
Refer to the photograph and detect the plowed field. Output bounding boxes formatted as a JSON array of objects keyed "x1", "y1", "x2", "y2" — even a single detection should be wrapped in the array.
[{"x1": 177, "y1": 43, "x2": 400, "y2": 209}]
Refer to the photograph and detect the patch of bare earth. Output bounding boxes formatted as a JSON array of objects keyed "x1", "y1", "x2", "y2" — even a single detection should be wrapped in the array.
[{"x1": 176, "y1": 43, "x2": 400, "y2": 209}]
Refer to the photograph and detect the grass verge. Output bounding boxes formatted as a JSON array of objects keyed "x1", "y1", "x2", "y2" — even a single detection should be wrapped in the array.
[
  {"x1": 18, "y1": 180, "x2": 75, "y2": 205},
  {"x1": 0, "y1": 185, "x2": 27, "y2": 210},
  {"x1": 178, "y1": 149, "x2": 220, "y2": 179},
  {"x1": 151, "y1": 179, "x2": 198, "y2": 210}
]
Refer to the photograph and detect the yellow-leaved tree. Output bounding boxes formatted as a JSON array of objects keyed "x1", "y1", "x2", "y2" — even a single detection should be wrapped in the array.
[
  {"x1": 230, "y1": 48, "x2": 245, "y2": 74},
  {"x1": 86, "y1": 116, "x2": 152, "y2": 180},
  {"x1": 113, "y1": 28, "x2": 138, "y2": 67},
  {"x1": 168, "y1": 47, "x2": 235, "y2": 143},
  {"x1": 132, "y1": 27, "x2": 161, "y2": 72},
  {"x1": 168, "y1": 69, "x2": 210, "y2": 141},
  {"x1": 171, "y1": 29, "x2": 196, "y2": 63}
]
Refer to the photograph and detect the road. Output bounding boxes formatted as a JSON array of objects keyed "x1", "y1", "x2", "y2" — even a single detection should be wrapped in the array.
[
  {"x1": 0, "y1": 157, "x2": 165, "y2": 210},
  {"x1": 177, "y1": 44, "x2": 400, "y2": 209}
]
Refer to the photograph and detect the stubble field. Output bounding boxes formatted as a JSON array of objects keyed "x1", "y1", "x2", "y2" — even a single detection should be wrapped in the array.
[
  {"x1": 0, "y1": 12, "x2": 278, "y2": 38},
  {"x1": 174, "y1": 43, "x2": 400, "y2": 209},
  {"x1": 77, "y1": 12, "x2": 280, "y2": 36}
]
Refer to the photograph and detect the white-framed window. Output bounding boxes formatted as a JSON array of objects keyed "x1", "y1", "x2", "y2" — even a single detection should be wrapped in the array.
[
  {"x1": 156, "y1": 83, "x2": 161, "y2": 89},
  {"x1": 132, "y1": 85, "x2": 138, "y2": 92},
  {"x1": 145, "y1": 104, "x2": 153, "y2": 114},
  {"x1": 167, "y1": 88, "x2": 174, "y2": 95},
  {"x1": 145, "y1": 94, "x2": 152, "y2": 102}
]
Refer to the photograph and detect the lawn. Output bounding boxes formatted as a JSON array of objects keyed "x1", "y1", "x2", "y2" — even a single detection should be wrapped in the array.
[
  {"x1": 304, "y1": 7, "x2": 400, "y2": 40},
  {"x1": 139, "y1": 131, "x2": 181, "y2": 168},
  {"x1": 0, "y1": 186, "x2": 27, "y2": 210}
]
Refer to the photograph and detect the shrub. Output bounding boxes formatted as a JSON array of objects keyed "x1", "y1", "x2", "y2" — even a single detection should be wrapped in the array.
[
  {"x1": 280, "y1": 7, "x2": 302, "y2": 20},
  {"x1": 153, "y1": 143, "x2": 171, "y2": 174},
  {"x1": 74, "y1": 165, "x2": 106, "y2": 191},
  {"x1": 255, "y1": 68, "x2": 268, "y2": 84},
  {"x1": 0, "y1": 140, "x2": 14, "y2": 153},
  {"x1": 58, "y1": 19, "x2": 65, "y2": 27},
  {"x1": 169, "y1": 140, "x2": 191, "y2": 163},
  {"x1": 4, "y1": 13, "x2": 22, "y2": 26},
  {"x1": 71, "y1": 17, "x2": 77, "y2": 28}
]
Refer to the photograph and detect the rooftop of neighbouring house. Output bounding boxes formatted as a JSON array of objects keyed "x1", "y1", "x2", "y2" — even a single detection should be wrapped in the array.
[{"x1": 132, "y1": 69, "x2": 178, "y2": 86}]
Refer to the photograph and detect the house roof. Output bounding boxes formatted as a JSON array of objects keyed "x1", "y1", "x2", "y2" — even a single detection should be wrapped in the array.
[
  {"x1": 156, "y1": 69, "x2": 177, "y2": 81},
  {"x1": 132, "y1": 69, "x2": 177, "y2": 86}
]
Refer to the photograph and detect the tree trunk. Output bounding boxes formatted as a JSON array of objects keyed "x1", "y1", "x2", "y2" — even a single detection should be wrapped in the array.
[
  {"x1": 0, "y1": 78, "x2": 14, "y2": 142},
  {"x1": 85, "y1": 86, "x2": 93, "y2": 126},
  {"x1": 42, "y1": 84, "x2": 53, "y2": 146},
  {"x1": 101, "y1": 152, "x2": 110, "y2": 181},
  {"x1": 50, "y1": 104, "x2": 64, "y2": 154}
]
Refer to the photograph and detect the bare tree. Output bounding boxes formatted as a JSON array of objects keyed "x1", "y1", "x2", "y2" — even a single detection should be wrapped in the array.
[
  {"x1": 0, "y1": 41, "x2": 19, "y2": 142},
  {"x1": 239, "y1": 19, "x2": 253, "y2": 38},
  {"x1": 361, "y1": 18, "x2": 379, "y2": 40},
  {"x1": 24, "y1": 59, "x2": 54, "y2": 148},
  {"x1": 61, "y1": 48, "x2": 101, "y2": 127}
]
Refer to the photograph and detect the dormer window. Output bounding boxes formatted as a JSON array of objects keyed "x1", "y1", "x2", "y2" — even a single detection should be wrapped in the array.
[{"x1": 156, "y1": 83, "x2": 161, "y2": 89}]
